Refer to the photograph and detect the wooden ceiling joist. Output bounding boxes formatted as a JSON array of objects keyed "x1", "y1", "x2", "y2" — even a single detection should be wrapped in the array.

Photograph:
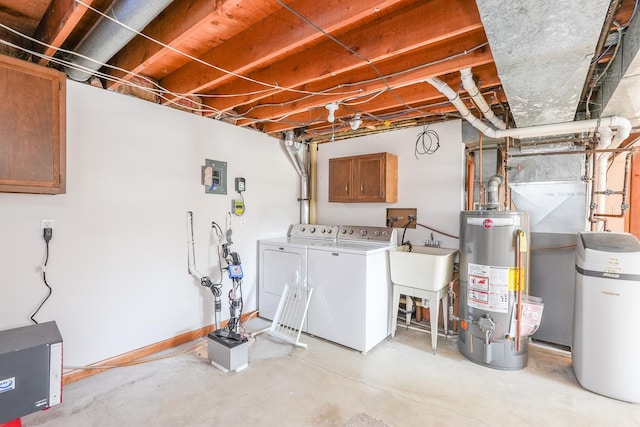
[
  {"x1": 157, "y1": 0, "x2": 412, "y2": 101},
  {"x1": 33, "y1": 0, "x2": 96, "y2": 65},
  {"x1": 233, "y1": 34, "x2": 493, "y2": 127}
]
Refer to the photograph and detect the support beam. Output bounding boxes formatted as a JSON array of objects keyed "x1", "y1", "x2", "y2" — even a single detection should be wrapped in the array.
[
  {"x1": 234, "y1": 36, "x2": 493, "y2": 126},
  {"x1": 33, "y1": 0, "x2": 96, "y2": 65},
  {"x1": 204, "y1": 6, "x2": 484, "y2": 115},
  {"x1": 158, "y1": 0, "x2": 415, "y2": 101},
  {"x1": 105, "y1": 0, "x2": 271, "y2": 89}
]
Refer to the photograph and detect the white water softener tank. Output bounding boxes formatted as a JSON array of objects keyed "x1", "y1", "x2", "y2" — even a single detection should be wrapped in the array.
[
  {"x1": 458, "y1": 210, "x2": 530, "y2": 370},
  {"x1": 573, "y1": 231, "x2": 640, "y2": 403}
]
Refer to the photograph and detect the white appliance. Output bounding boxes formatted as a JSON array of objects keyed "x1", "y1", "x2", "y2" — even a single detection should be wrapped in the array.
[
  {"x1": 258, "y1": 224, "x2": 338, "y2": 323},
  {"x1": 574, "y1": 231, "x2": 640, "y2": 403},
  {"x1": 258, "y1": 224, "x2": 396, "y2": 352},
  {"x1": 306, "y1": 225, "x2": 396, "y2": 353}
]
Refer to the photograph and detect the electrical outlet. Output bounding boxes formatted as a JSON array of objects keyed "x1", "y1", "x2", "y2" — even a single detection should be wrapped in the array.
[{"x1": 41, "y1": 219, "x2": 55, "y2": 229}]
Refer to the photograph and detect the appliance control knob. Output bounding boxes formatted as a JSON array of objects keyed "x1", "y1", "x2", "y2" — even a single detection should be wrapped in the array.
[
  {"x1": 300, "y1": 227, "x2": 305, "y2": 232},
  {"x1": 374, "y1": 230, "x2": 381, "y2": 236},
  {"x1": 360, "y1": 229, "x2": 368, "y2": 236},
  {"x1": 341, "y1": 229, "x2": 347, "y2": 234},
  {"x1": 348, "y1": 229, "x2": 354, "y2": 235},
  {"x1": 321, "y1": 228, "x2": 326, "y2": 233},
  {"x1": 310, "y1": 227, "x2": 316, "y2": 233},
  {"x1": 327, "y1": 229, "x2": 332, "y2": 234},
  {"x1": 382, "y1": 231, "x2": 389, "y2": 237}
]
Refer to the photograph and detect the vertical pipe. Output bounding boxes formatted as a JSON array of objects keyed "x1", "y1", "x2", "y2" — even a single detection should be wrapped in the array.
[
  {"x1": 467, "y1": 153, "x2": 475, "y2": 211},
  {"x1": 516, "y1": 230, "x2": 523, "y2": 352},
  {"x1": 478, "y1": 132, "x2": 484, "y2": 209},
  {"x1": 504, "y1": 113, "x2": 511, "y2": 210},
  {"x1": 310, "y1": 141, "x2": 318, "y2": 224}
]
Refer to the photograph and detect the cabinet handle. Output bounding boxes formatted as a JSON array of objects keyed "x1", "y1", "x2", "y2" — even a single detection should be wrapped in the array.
[
  {"x1": 360, "y1": 183, "x2": 364, "y2": 194},
  {"x1": 345, "y1": 183, "x2": 348, "y2": 194},
  {"x1": 332, "y1": 252, "x2": 339, "y2": 256}
]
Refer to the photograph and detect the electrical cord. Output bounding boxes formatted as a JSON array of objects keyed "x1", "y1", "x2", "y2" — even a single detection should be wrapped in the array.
[
  {"x1": 415, "y1": 123, "x2": 440, "y2": 158},
  {"x1": 31, "y1": 229, "x2": 53, "y2": 324}
]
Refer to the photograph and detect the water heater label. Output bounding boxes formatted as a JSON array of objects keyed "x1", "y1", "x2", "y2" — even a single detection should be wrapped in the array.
[{"x1": 467, "y1": 263, "x2": 510, "y2": 313}]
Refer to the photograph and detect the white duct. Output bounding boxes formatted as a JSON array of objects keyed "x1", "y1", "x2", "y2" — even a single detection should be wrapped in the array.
[
  {"x1": 65, "y1": 0, "x2": 174, "y2": 81},
  {"x1": 284, "y1": 130, "x2": 311, "y2": 224},
  {"x1": 460, "y1": 68, "x2": 506, "y2": 130}
]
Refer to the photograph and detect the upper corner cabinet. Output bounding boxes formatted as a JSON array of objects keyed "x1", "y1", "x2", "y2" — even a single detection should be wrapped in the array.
[
  {"x1": 328, "y1": 152, "x2": 398, "y2": 203},
  {"x1": 0, "y1": 55, "x2": 66, "y2": 194}
]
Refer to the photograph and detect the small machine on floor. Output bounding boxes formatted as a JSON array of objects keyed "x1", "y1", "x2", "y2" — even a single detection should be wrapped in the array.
[{"x1": 187, "y1": 212, "x2": 248, "y2": 372}]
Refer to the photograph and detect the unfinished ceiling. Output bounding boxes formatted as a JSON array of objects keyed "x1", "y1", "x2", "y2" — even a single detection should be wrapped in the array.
[{"x1": 0, "y1": 0, "x2": 637, "y2": 142}]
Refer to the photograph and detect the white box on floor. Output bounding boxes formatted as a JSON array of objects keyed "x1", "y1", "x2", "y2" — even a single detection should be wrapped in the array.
[{"x1": 207, "y1": 331, "x2": 248, "y2": 372}]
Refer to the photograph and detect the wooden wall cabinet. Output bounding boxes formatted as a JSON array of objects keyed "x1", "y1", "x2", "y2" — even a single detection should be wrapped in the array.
[
  {"x1": 0, "y1": 55, "x2": 66, "y2": 194},
  {"x1": 328, "y1": 152, "x2": 397, "y2": 203}
]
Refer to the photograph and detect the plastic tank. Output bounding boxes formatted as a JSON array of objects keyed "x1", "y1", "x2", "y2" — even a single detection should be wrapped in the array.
[
  {"x1": 573, "y1": 231, "x2": 640, "y2": 403},
  {"x1": 458, "y1": 210, "x2": 530, "y2": 370}
]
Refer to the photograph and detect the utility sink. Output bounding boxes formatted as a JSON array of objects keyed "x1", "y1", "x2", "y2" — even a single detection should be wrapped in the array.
[
  {"x1": 388, "y1": 245, "x2": 458, "y2": 291},
  {"x1": 387, "y1": 245, "x2": 458, "y2": 354}
]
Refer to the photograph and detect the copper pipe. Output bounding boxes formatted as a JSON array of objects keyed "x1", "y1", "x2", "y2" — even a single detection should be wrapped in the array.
[
  {"x1": 516, "y1": 230, "x2": 523, "y2": 352},
  {"x1": 504, "y1": 112, "x2": 510, "y2": 210},
  {"x1": 592, "y1": 151, "x2": 635, "y2": 222},
  {"x1": 478, "y1": 131, "x2": 484, "y2": 208},
  {"x1": 467, "y1": 157, "x2": 474, "y2": 210}
]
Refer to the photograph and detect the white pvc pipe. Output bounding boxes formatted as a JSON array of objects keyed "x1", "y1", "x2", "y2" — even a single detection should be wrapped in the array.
[
  {"x1": 426, "y1": 76, "x2": 632, "y2": 142},
  {"x1": 460, "y1": 68, "x2": 506, "y2": 130}
]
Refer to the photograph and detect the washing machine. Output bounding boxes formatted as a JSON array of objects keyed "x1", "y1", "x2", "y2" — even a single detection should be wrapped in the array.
[
  {"x1": 258, "y1": 224, "x2": 338, "y2": 322},
  {"x1": 306, "y1": 226, "x2": 397, "y2": 352}
]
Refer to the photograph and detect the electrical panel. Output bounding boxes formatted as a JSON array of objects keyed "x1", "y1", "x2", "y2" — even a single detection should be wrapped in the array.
[{"x1": 201, "y1": 159, "x2": 227, "y2": 195}]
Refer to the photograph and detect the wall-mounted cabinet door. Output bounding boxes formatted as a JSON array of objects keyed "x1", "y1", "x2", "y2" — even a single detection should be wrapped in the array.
[
  {"x1": 0, "y1": 55, "x2": 66, "y2": 194},
  {"x1": 329, "y1": 152, "x2": 397, "y2": 203},
  {"x1": 354, "y1": 154, "x2": 386, "y2": 202},
  {"x1": 328, "y1": 156, "x2": 353, "y2": 202}
]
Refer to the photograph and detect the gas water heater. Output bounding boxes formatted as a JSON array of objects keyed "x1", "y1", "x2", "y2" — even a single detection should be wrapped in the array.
[{"x1": 458, "y1": 210, "x2": 531, "y2": 370}]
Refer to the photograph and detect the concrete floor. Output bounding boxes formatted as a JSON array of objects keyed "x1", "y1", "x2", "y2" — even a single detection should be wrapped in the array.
[{"x1": 23, "y1": 321, "x2": 640, "y2": 427}]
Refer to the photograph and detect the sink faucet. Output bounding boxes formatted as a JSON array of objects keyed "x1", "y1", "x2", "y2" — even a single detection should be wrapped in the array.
[{"x1": 424, "y1": 232, "x2": 440, "y2": 247}]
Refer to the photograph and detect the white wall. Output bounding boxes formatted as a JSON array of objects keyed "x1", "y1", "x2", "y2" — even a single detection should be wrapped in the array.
[
  {"x1": 316, "y1": 121, "x2": 464, "y2": 248},
  {"x1": 0, "y1": 81, "x2": 299, "y2": 366}
]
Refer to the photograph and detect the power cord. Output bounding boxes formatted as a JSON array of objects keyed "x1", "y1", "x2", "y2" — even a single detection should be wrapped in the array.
[{"x1": 31, "y1": 227, "x2": 53, "y2": 324}]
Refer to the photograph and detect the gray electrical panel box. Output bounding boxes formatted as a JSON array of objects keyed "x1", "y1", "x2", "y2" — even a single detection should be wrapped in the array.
[
  {"x1": 0, "y1": 321, "x2": 63, "y2": 424},
  {"x1": 201, "y1": 159, "x2": 227, "y2": 195}
]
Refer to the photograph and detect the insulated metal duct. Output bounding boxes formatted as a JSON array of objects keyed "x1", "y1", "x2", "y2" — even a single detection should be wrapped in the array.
[
  {"x1": 284, "y1": 130, "x2": 310, "y2": 224},
  {"x1": 65, "y1": 0, "x2": 174, "y2": 82}
]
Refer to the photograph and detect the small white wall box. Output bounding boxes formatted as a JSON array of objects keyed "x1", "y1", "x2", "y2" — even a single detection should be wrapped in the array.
[
  {"x1": 207, "y1": 331, "x2": 248, "y2": 372},
  {"x1": 0, "y1": 321, "x2": 63, "y2": 423}
]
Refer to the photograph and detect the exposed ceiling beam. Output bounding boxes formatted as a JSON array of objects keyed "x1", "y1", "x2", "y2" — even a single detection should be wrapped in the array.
[
  {"x1": 33, "y1": 0, "x2": 96, "y2": 65},
  {"x1": 234, "y1": 35, "x2": 493, "y2": 127},
  {"x1": 203, "y1": 1, "x2": 484, "y2": 116},
  {"x1": 260, "y1": 64, "x2": 502, "y2": 133},
  {"x1": 158, "y1": 0, "x2": 411, "y2": 101},
  {"x1": 105, "y1": 0, "x2": 281, "y2": 89}
]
